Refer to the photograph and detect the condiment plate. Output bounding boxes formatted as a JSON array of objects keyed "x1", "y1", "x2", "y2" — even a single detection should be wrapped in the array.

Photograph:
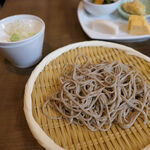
[
  {"x1": 77, "y1": 1, "x2": 150, "y2": 42},
  {"x1": 118, "y1": 0, "x2": 150, "y2": 19}
]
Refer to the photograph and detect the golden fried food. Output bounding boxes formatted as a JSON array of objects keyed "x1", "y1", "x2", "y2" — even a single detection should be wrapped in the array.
[{"x1": 122, "y1": 0, "x2": 146, "y2": 15}]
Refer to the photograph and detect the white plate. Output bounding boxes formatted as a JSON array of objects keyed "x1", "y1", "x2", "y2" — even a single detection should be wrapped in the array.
[{"x1": 77, "y1": 1, "x2": 150, "y2": 42}]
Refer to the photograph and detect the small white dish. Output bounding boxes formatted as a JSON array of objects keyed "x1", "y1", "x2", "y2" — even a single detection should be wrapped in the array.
[
  {"x1": 77, "y1": 1, "x2": 150, "y2": 42},
  {"x1": 83, "y1": 0, "x2": 121, "y2": 16},
  {"x1": 0, "y1": 14, "x2": 45, "y2": 68},
  {"x1": 118, "y1": 0, "x2": 150, "y2": 19}
]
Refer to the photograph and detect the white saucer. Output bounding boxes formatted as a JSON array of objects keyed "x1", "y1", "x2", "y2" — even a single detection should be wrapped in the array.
[{"x1": 77, "y1": 1, "x2": 150, "y2": 42}]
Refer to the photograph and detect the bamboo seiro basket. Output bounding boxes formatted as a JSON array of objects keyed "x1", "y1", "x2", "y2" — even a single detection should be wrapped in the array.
[{"x1": 24, "y1": 41, "x2": 150, "y2": 150}]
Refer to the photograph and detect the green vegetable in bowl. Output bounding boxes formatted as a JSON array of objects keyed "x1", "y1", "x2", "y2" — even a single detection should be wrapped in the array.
[
  {"x1": 10, "y1": 33, "x2": 20, "y2": 42},
  {"x1": 104, "y1": 0, "x2": 111, "y2": 4}
]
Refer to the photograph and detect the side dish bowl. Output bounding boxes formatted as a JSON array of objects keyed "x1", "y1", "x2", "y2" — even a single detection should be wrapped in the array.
[
  {"x1": 118, "y1": 0, "x2": 150, "y2": 19},
  {"x1": 0, "y1": 14, "x2": 45, "y2": 68},
  {"x1": 83, "y1": 0, "x2": 121, "y2": 16}
]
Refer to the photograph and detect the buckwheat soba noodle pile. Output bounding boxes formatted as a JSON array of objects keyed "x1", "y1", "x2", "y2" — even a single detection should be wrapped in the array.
[{"x1": 43, "y1": 55, "x2": 150, "y2": 131}]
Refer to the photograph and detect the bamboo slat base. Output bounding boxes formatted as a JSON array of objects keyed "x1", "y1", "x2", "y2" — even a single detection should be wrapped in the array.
[{"x1": 32, "y1": 46, "x2": 150, "y2": 150}]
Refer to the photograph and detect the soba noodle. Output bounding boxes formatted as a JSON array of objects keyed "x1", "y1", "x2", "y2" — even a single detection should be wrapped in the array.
[{"x1": 43, "y1": 55, "x2": 150, "y2": 131}]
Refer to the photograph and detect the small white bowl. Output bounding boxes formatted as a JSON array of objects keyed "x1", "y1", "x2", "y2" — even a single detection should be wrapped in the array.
[
  {"x1": 0, "y1": 14, "x2": 45, "y2": 68},
  {"x1": 118, "y1": 0, "x2": 150, "y2": 19},
  {"x1": 83, "y1": 0, "x2": 121, "y2": 16}
]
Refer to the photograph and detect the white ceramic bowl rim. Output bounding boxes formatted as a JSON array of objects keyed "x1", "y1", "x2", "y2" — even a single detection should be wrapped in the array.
[
  {"x1": 83, "y1": 0, "x2": 121, "y2": 6},
  {"x1": 0, "y1": 14, "x2": 45, "y2": 45}
]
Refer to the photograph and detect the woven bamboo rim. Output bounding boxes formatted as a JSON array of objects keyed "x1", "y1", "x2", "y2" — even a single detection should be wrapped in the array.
[{"x1": 24, "y1": 41, "x2": 150, "y2": 150}]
